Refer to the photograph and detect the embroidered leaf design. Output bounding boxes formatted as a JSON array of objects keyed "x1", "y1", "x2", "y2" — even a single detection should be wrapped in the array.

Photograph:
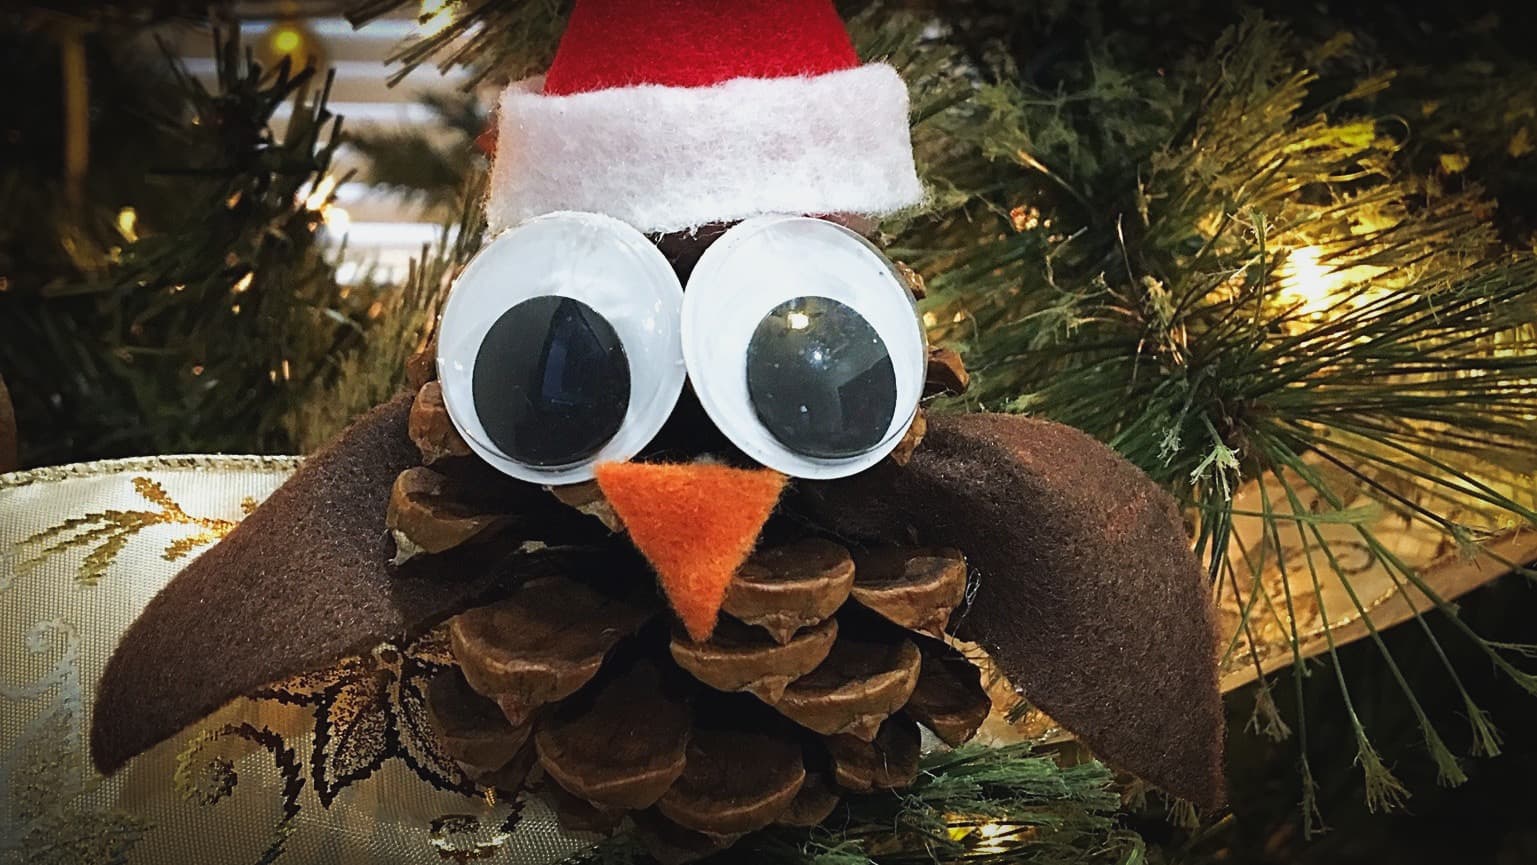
[
  {"x1": 312, "y1": 670, "x2": 395, "y2": 806},
  {"x1": 175, "y1": 723, "x2": 304, "y2": 865},
  {"x1": 163, "y1": 531, "x2": 230, "y2": 562},
  {"x1": 16, "y1": 477, "x2": 242, "y2": 586},
  {"x1": 260, "y1": 635, "x2": 474, "y2": 809},
  {"x1": 406, "y1": 625, "x2": 456, "y2": 667},
  {"x1": 395, "y1": 661, "x2": 469, "y2": 792}
]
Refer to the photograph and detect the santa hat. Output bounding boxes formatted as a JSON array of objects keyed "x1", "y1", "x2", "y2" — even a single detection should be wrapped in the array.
[{"x1": 486, "y1": 0, "x2": 925, "y2": 236}]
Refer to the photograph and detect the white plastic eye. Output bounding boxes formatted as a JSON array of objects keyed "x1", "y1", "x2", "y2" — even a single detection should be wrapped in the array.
[
  {"x1": 436, "y1": 211, "x2": 686, "y2": 485},
  {"x1": 681, "y1": 216, "x2": 927, "y2": 480}
]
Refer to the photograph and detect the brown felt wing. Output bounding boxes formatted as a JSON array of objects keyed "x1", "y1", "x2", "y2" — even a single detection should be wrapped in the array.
[
  {"x1": 797, "y1": 413, "x2": 1224, "y2": 808},
  {"x1": 92, "y1": 394, "x2": 536, "y2": 774},
  {"x1": 0, "y1": 373, "x2": 17, "y2": 473}
]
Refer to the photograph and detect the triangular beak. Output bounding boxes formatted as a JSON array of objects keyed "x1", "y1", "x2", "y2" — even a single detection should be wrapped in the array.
[{"x1": 594, "y1": 462, "x2": 787, "y2": 641}]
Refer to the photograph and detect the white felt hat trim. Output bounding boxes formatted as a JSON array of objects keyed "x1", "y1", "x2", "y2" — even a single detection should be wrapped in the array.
[{"x1": 486, "y1": 64, "x2": 926, "y2": 236}]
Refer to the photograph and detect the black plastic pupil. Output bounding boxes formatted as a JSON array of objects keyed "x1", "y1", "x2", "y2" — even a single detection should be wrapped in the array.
[
  {"x1": 746, "y1": 297, "x2": 897, "y2": 459},
  {"x1": 472, "y1": 296, "x2": 630, "y2": 468}
]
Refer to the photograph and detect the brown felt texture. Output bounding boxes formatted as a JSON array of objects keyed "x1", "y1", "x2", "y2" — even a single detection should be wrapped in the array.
[
  {"x1": 796, "y1": 413, "x2": 1225, "y2": 808},
  {"x1": 91, "y1": 394, "x2": 517, "y2": 774},
  {"x1": 0, "y1": 373, "x2": 17, "y2": 473}
]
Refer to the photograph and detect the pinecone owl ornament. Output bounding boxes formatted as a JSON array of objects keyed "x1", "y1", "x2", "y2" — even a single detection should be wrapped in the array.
[{"x1": 92, "y1": 2, "x2": 1224, "y2": 860}]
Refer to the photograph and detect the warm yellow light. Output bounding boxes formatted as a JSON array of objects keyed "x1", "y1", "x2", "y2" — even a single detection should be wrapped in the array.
[
  {"x1": 1010, "y1": 205, "x2": 1042, "y2": 233},
  {"x1": 322, "y1": 205, "x2": 352, "y2": 235},
  {"x1": 232, "y1": 272, "x2": 254, "y2": 295},
  {"x1": 116, "y1": 207, "x2": 139, "y2": 242},
  {"x1": 257, "y1": 19, "x2": 325, "y2": 69},
  {"x1": 304, "y1": 175, "x2": 339, "y2": 212},
  {"x1": 787, "y1": 311, "x2": 811, "y2": 330},
  {"x1": 1278, "y1": 246, "x2": 1338, "y2": 317},
  {"x1": 970, "y1": 822, "x2": 1020, "y2": 855},
  {"x1": 944, "y1": 819, "x2": 1017, "y2": 850},
  {"x1": 305, "y1": 175, "x2": 352, "y2": 235},
  {"x1": 270, "y1": 25, "x2": 304, "y2": 56},
  {"x1": 1276, "y1": 244, "x2": 1391, "y2": 328}
]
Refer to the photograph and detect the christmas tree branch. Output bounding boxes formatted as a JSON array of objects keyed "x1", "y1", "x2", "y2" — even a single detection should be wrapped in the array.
[
  {"x1": 286, "y1": 167, "x2": 489, "y2": 450},
  {"x1": 0, "y1": 23, "x2": 368, "y2": 461},
  {"x1": 910, "y1": 13, "x2": 1537, "y2": 822},
  {"x1": 561, "y1": 745, "x2": 1141, "y2": 865}
]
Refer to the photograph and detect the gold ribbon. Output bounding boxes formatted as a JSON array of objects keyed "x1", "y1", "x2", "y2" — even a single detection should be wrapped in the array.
[{"x1": 0, "y1": 457, "x2": 591, "y2": 865}]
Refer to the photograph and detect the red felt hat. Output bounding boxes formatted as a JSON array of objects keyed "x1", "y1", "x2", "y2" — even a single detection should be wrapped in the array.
[
  {"x1": 485, "y1": 0, "x2": 924, "y2": 236},
  {"x1": 543, "y1": 0, "x2": 860, "y2": 95}
]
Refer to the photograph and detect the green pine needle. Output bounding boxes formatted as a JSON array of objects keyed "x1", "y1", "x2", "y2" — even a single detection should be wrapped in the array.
[
  {"x1": 557, "y1": 746, "x2": 1137, "y2": 865},
  {"x1": 1355, "y1": 741, "x2": 1410, "y2": 814}
]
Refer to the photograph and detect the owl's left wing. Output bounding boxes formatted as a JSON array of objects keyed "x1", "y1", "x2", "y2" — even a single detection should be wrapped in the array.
[
  {"x1": 798, "y1": 412, "x2": 1224, "y2": 808},
  {"x1": 89, "y1": 394, "x2": 571, "y2": 775}
]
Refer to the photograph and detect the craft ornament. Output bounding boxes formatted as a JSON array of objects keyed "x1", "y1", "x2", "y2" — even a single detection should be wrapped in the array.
[{"x1": 90, "y1": 1, "x2": 1225, "y2": 859}]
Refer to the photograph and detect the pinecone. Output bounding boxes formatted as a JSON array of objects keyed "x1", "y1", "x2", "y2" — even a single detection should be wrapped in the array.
[
  {"x1": 391, "y1": 339, "x2": 993, "y2": 862},
  {"x1": 425, "y1": 539, "x2": 990, "y2": 863}
]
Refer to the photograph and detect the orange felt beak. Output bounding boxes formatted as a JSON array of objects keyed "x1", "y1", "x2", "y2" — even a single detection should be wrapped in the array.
[{"x1": 594, "y1": 462, "x2": 787, "y2": 642}]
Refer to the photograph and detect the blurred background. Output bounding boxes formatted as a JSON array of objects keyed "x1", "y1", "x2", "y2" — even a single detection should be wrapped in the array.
[{"x1": 2, "y1": 1, "x2": 1536, "y2": 863}]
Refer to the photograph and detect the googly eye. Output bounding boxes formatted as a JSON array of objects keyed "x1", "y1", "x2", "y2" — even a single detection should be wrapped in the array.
[
  {"x1": 682, "y1": 216, "x2": 926, "y2": 480},
  {"x1": 437, "y1": 211, "x2": 686, "y2": 485}
]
